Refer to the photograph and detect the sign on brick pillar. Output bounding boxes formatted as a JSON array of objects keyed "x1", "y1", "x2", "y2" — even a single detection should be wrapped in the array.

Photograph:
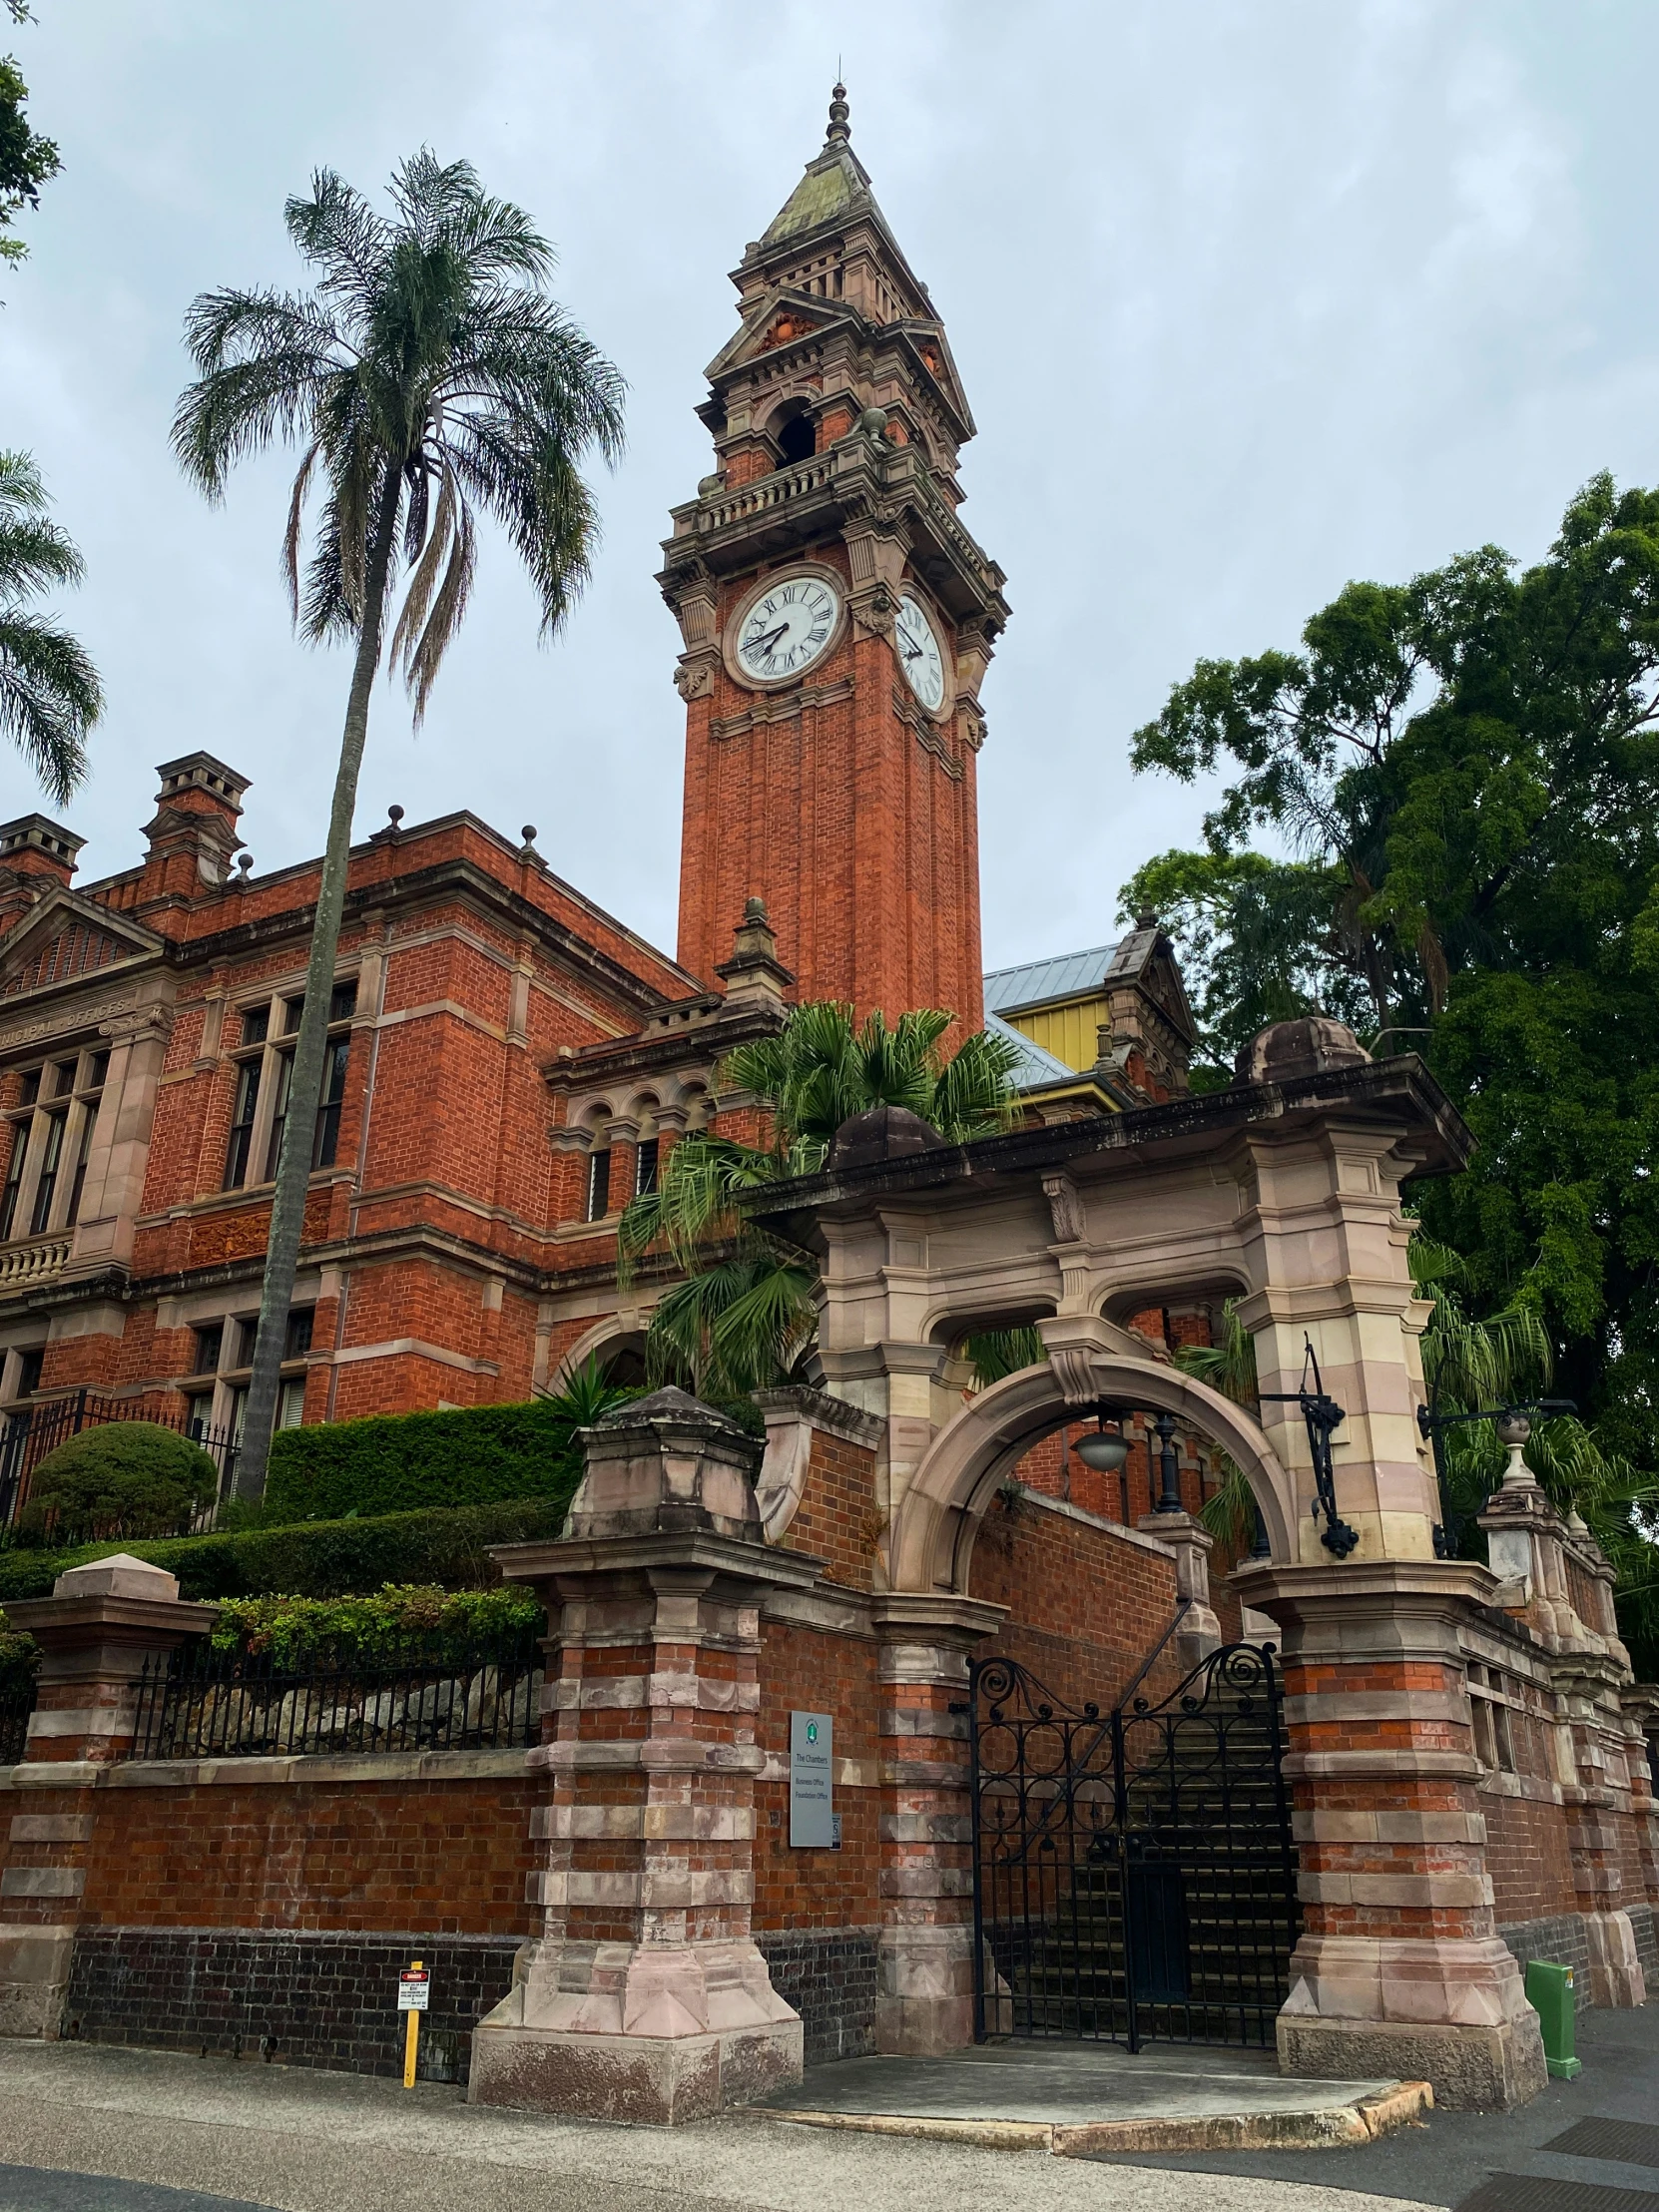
[
  {"x1": 470, "y1": 1387, "x2": 825, "y2": 2124},
  {"x1": 1235, "y1": 1559, "x2": 1548, "y2": 2110},
  {"x1": 869, "y1": 1592, "x2": 1005, "y2": 2057},
  {"x1": 1, "y1": 1553, "x2": 213, "y2": 2036}
]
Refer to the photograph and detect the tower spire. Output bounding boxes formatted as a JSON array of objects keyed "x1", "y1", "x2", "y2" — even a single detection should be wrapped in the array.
[{"x1": 826, "y1": 81, "x2": 850, "y2": 145}]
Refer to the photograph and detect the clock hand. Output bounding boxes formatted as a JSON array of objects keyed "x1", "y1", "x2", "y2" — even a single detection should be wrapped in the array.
[
  {"x1": 897, "y1": 633, "x2": 920, "y2": 660},
  {"x1": 751, "y1": 622, "x2": 789, "y2": 655}
]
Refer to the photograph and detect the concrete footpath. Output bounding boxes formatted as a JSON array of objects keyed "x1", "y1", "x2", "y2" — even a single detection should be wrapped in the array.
[{"x1": 0, "y1": 2039, "x2": 1434, "y2": 2212}]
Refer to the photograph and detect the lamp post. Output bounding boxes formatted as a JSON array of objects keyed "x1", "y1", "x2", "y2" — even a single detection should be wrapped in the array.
[{"x1": 1417, "y1": 1396, "x2": 1576, "y2": 1557}]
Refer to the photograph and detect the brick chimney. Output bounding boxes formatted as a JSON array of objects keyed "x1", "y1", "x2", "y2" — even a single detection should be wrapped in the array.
[
  {"x1": 138, "y1": 754, "x2": 250, "y2": 904},
  {"x1": 0, "y1": 815, "x2": 86, "y2": 934}
]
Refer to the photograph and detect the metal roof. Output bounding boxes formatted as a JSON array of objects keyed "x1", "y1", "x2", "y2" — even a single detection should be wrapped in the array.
[
  {"x1": 985, "y1": 1011, "x2": 1075, "y2": 1089},
  {"x1": 981, "y1": 943, "x2": 1119, "y2": 1017}
]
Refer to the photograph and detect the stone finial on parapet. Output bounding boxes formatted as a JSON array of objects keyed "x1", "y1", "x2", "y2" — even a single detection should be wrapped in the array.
[
  {"x1": 563, "y1": 1385, "x2": 765, "y2": 1541},
  {"x1": 714, "y1": 896, "x2": 795, "y2": 1011}
]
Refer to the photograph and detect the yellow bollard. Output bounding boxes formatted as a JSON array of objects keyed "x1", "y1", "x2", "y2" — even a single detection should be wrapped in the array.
[{"x1": 399, "y1": 1958, "x2": 428, "y2": 2088}]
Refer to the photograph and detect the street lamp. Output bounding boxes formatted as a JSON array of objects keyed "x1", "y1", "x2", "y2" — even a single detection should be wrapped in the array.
[
  {"x1": 1418, "y1": 1396, "x2": 1576, "y2": 1557},
  {"x1": 1071, "y1": 1406, "x2": 1186, "y2": 1518},
  {"x1": 1073, "y1": 1408, "x2": 1131, "y2": 1522}
]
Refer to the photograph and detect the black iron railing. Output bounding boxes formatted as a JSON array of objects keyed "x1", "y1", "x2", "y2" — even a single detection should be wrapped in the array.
[
  {"x1": 126, "y1": 1628, "x2": 545, "y2": 1763},
  {"x1": 0, "y1": 1388, "x2": 241, "y2": 1533},
  {"x1": 0, "y1": 1666, "x2": 37, "y2": 1764}
]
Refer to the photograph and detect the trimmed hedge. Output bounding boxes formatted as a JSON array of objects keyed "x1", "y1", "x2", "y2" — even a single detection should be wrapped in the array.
[
  {"x1": 21, "y1": 1421, "x2": 219, "y2": 1546},
  {"x1": 0, "y1": 1496, "x2": 566, "y2": 1605},
  {"x1": 264, "y1": 1397, "x2": 589, "y2": 1524}
]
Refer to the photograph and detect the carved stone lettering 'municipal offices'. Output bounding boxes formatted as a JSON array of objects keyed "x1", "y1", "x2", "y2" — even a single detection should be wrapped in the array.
[{"x1": 2, "y1": 89, "x2": 1656, "y2": 2126}]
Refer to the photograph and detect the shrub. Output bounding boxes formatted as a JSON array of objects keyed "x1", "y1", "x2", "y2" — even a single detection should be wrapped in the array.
[
  {"x1": 20, "y1": 1422, "x2": 219, "y2": 1547},
  {"x1": 0, "y1": 1496, "x2": 567, "y2": 1605},
  {"x1": 263, "y1": 1364, "x2": 635, "y2": 1523},
  {"x1": 209, "y1": 1582, "x2": 542, "y2": 1660},
  {"x1": 0, "y1": 1619, "x2": 39, "y2": 1699}
]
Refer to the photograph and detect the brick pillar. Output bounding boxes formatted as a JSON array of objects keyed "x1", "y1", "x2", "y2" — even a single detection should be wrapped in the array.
[
  {"x1": 469, "y1": 1387, "x2": 824, "y2": 2124},
  {"x1": 1237, "y1": 1559, "x2": 1548, "y2": 2109},
  {"x1": 1, "y1": 1554, "x2": 213, "y2": 2035},
  {"x1": 870, "y1": 1592, "x2": 1005, "y2": 2055}
]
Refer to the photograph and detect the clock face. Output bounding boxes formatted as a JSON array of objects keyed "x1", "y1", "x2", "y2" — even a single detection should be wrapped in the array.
[
  {"x1": 895, "y1": 592, "x2": 946, "y2": 713},
  {"x1": 735, "y1": 573, "x2": 840, "y2": 683}
]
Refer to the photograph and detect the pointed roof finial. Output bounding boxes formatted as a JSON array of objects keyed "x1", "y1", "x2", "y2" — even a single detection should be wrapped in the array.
[{"x1": 827, "y1": 81, "x2": 850, "y2": 145}]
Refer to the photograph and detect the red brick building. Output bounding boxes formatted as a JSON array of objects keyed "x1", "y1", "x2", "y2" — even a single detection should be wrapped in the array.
[{"x1": 0, "y1": 93, "x2": 1186, "y2": 1473}]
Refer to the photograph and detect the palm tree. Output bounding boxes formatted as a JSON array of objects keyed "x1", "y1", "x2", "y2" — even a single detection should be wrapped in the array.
[
  {"x1": 174, "y1": 153, "x2": 624, "y2": 1496},
  {"x1": 619, "y1": 1002, "x2": 1022, "y2": 1400},
  {"x1": 0, "y1": 450, "x2": 101, "y2": 804}
]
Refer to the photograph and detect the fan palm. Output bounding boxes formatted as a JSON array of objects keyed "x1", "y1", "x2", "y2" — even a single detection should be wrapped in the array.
[
  {"x1": 175, "y1": 152, "x2": 624, "y2": 1495},
  {"x1": 0, "y1": 450, "x2": 102, "y2": 805},
  {"x1": 618, "y1": 1002, "x2": 1022, "y2": 1399}
]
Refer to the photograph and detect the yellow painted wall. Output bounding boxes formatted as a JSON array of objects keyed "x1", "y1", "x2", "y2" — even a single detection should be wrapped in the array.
[{"x1": 1005, "y1": 994, "x2": 1110, "y2": 1072}]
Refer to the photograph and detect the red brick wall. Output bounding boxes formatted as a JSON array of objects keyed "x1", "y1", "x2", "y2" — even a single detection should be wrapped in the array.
[
  {"x1": 754, "y1": 1623, "x2": 880, "y2": 1930},
  {"x1": 1482, "y1": 1788, "x2": 1578, "y2": 1926},
  {"x1": 2, "y1": 1772, "x2": 537, "y2": 1938},
  {"x1": 969, "y1": 1491, "x2": 1186, "y2": 1712},
  {"x1": 776, "y1": 1430, "x2": 879, "y2": 1592}
]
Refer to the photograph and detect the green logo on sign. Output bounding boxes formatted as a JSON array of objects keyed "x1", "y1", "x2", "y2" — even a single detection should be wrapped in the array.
[{"x1": 807, "y1": 1721, "x2": 818, "y2": 1743}]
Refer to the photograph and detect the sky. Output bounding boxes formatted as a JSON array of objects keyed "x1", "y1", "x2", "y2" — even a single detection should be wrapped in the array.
[{"x1": 3, "y1": 0, "x2": 1658, "y2": 973}]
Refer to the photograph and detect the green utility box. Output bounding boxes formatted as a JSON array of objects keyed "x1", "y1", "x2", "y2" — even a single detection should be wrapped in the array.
[{"x1": 1525, "y1": 1957, "x2": 1582, "y2": 2080}]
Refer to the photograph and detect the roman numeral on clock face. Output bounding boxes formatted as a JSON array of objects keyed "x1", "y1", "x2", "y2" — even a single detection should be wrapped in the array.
[{"x1": 734, "y1": 572, "x2": 841, "y2": 683}]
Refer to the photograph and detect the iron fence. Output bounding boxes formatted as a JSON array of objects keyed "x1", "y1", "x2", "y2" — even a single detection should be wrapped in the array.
[
  {"x1": 0, "y1": 1673, "x2": 37, "y2": 1765},
  {"x1": 0, "y1": 1387, "x2": 240, "y2": 1534},
  {"x1": 126, "y1": 1626, "x2": 545, "y2": 1763}
]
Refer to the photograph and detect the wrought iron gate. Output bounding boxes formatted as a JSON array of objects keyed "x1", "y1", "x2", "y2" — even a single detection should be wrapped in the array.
[{"x1": 968, "y1": 1641, "x2": 1300, "y2": 2049}]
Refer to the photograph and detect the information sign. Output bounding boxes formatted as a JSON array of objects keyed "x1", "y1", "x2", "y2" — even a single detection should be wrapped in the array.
[
  {"x1": 398, "y1": 1967, "x2": 430, "y2": 2012},
  {"x1": 790, "y1": 1710, "x2": 834, "y2": 1848}
]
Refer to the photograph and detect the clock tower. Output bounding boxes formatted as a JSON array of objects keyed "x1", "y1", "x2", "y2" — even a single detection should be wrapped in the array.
[{"x1": 661, "y1": 86, "x2": 1009, "y2": 1030}]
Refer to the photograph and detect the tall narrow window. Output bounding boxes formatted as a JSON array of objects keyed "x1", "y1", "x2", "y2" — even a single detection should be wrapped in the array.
[
  {"x1": 635, "y1": 1139, "x2": 659, "y2": 1197},
  {"x1": 312, "y1": 1036, "x2": 349, "y2": 1168},
  {"x1": 277, "y1": 1374, "x2": 306, "y2": 1428},
  {"x1": 193, "y1": 1323, "x2": 224, "y2": 1376},
  {"x1": 64, "y1": 1106, "x2": 96, "y2": 1227},
  {"x1": 28, "y1": 1111, "x2": 65, "y2": 1233},
  {"x1": 284, "y1": 1306, "x2": 314, "y2": 1359},
  {"x1": 263, "y1": 1050, "x2": 294, "y2": 1182},
  {"x1": 586, "y1": 1147, "x2": 612, "y2": 1222},
  {"x1": 224, "y1": 1059, "x2": 261, "y2": 1189},
  {"x1": 0, "y1": 1119, "x2": 26, "y2": 1241},
  {"x1": 14, "y1": 1347, "x2": 43, "y2": 1398}
]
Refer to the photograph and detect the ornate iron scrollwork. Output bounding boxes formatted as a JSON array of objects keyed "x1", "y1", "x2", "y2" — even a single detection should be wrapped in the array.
[{"x1": 1259, "y1": 1336, "x2": 1360, "y2": 1557}]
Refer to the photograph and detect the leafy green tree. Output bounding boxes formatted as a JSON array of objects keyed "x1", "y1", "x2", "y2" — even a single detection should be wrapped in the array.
[
  {"x1": 619, "y1": 1002, "x2": 1022, "y2": 1399},
  {"x1": 0, "y1": 449, "x2": 101, "y2": 803},
  {"x1": 174, "y1": 153, "x2": 624, "y2": 1497},
  {"x1": 0, "y1": 1, "x2": 59, "y2": 274},
  {"x1": 1127, "y1": 474, "x2": 1659, "y2": 1464}
]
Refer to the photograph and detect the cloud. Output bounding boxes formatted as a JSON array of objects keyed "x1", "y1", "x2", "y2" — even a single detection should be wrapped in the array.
[{"x1": 2, "y1": 0, "x2": 1654, "y2": 973}]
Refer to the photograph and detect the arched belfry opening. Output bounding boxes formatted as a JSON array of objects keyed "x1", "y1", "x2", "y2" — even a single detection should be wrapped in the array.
[{"x1": 775, "y1": 408, "x2": 816, "y2": 466}]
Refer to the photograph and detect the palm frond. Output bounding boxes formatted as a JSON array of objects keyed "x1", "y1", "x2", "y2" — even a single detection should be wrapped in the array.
[{"x1": 0, "y1": 614, "x2": 102, "y2": 804}]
